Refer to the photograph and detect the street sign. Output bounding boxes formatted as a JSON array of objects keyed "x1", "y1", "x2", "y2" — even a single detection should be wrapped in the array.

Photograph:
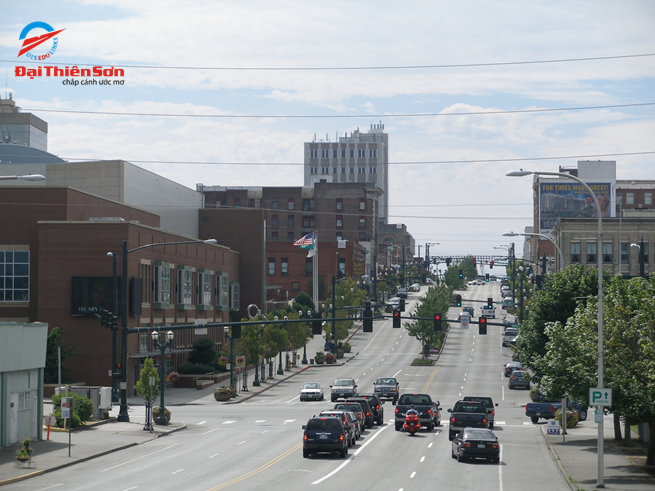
[
  {"x1": 460, "y1": 314, "x2": 470, "y2": 329},
  {"x1": 589, "y1": 387, "x2": 612, "y2": 406},
  {"x1": 547, "y1": 419, "x2": 560, "y2": 435},
  {"x1": 501, "y1": 300, "x2": 514, "y2": 306},
  {"x1": 62, "y1": 407, "x2": 71, "y2": 419},
  {"x1": 45, "y1": 415, "x2": 56, "y2": 426}
]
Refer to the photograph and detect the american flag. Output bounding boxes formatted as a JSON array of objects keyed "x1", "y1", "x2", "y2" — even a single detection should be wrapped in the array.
[{"x1": 293, "y1": 232, "x2": 313, "y2": 247}]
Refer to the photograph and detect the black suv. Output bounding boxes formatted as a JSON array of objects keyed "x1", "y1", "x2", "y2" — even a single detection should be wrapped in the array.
[
  {"x1": 359, "y1": 393, "x2": 384, "y2": 425},
  {"x1": 302, "y1": 417, "x2": 348, "y2": 458},
  {"x1": 346, "y1": 397, "x2": 375, "y2": 428}
]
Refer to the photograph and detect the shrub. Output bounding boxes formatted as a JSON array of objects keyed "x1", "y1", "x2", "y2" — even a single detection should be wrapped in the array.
[
  {"x1": 554, "y1": 407, "x2": 579, "y2": 428},
  {"x1": 51, "y1": 393, "x2": 93, "y2": 425},
  {"x1": 178, "y1": 362, "x2": 215, "y2": 374},
  {"x1": 412, "y1": 358, "x2": 433, "y2": 366}
]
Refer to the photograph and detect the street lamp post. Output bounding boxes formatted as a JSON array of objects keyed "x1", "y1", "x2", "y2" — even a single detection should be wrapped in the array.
[
  {"x1": 503, "y1": 232, "x2": 564, "y2": 272},
  {"x1": 116, "y1": 237, "x2": 217, "y2": 423},
  {"x1": 508, "y1": 169, "x2": 605, "y2": 488},
  {"x1": 630, "y1": 239, "x2": 645, "y2": 277},
  {"x1": 107, "y1": 252, "x2": 119, "y2": 403},
  {"x1": 223, "y1": 326, "x2": 235, "y2": 390},
  {"x1": 299, "y1": 310, "x2": 310, "y2": 364},
  {"x1": 151, "y1": 330, "x2": 174, "y2": 426}
]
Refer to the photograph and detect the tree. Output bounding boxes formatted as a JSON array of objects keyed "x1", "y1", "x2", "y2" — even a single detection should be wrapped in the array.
[
  {"x1": 237, "y1": 324, "x2": 265, "y2": 366},
  {"x1": 405, "y1": 284, "x2": 452, "y2": 355},
  {"x1": 326, "y1": 278, "x2": 367, "y2": 342},
  {"x1": 262, "y1": 323, "x2": 288, "y2": 360},
  {"x1": 292, "y1": 292, "x2": 315, "y2": 313},
  {"x1": 44, "y1": 327, "x2": 73, "y2": 384},
  {"x1": 135, "y1": 357, "x2": 159, "y2": 407},
  {"x1": 188, "y1": 337, "x2": 218, "y2": 366}
]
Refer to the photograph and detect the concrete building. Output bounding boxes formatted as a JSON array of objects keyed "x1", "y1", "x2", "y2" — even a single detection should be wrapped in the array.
[
  {"x1": 304, "y1": 124, "x2": 389, "y2": 224},
  {"x1": 0, "y1": 321, "x2": 48, "y2": 447},
  {"x1": 0, "y1": 96, "x2": 48, "y2": 151}
]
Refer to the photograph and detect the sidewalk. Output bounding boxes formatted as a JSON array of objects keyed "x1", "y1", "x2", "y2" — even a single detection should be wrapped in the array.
[
  {"x1": 0, "y1": 326, "x2": 351, "y2": 486},
  {"x1": 543, "y1": 415, "x2": 655, "y2": 491}
]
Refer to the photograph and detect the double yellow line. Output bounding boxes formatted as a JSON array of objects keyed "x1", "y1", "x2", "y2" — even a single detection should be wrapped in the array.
[
  {"x1": 421, "y1": 365, "x2": 440, "y2": 393},
  {"x1": 207, "y1": 442, "x2": 302, "y2": 490}
]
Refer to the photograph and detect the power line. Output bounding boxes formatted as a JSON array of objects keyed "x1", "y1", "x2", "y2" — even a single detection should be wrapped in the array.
[
  {"x1": 22, "y1": 102, "x2": 655, "y2": 119},
  {"x1": 4, "y1": 53, "x2": 654, "y2": 71}
]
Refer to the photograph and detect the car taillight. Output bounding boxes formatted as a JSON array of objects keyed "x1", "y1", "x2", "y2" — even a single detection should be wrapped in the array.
[
  {"x1": 339, "y1": 433, "x2": 344, "y2": 442},
  {"x1": 492, "y1": 410, "x2": 495, "y2": 416},
  {"x1": 491, "y1": 443, "x2": 499, "y2": 449},
  {"x1": 303, "y1": 432, "x2": 308, "y2": 441},
  {"x1": 483, "y1": 418, "x2": 487, "y2": 425},
  {"x1": 366, "y1": 412, "x2": 370, "y2": 416},
  {"x1": 462, "y1": 442, "x2": 471, "y2": 448},
  {"x1": 376, "y1": 405, "x2": 380, "y2": 410},
  {"x1": 510, "y1": 376, "x2": 514, "y2": 380},
  {"x1": 395, "y1": 408, "x2": 399, "y2": 415},
  {"x1": 450, "y1": 417, "x2": 456, "y2": 424},
  {"x1": 549, "y1": 405, "x2": 554, "y2": 412},
  {"x1": 428, "y1": 408, "x2": 431, "y2": 415}
]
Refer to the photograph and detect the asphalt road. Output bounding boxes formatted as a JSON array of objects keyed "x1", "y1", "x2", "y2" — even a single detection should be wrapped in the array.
[{"x1": 5, "y1": 283, "x2": 570, "y2": 491}]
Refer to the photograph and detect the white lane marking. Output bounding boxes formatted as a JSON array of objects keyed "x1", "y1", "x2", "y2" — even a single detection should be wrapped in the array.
[
  {"x1": 172, "y1": 469, "x2": 184, "y2": 475},
  {"x1": 202, "y1": 428, "x2": 219, "y2": 435},
  {"x1": 381, "y1": 359, "x2": 385, "y2": 362},
  {"x1": 34, "y1": 485, "x2": 64, "y2": 491},
  {"x1": 255, "y1": 420, "x2": 266, "y2": 423},
  {"x1": 197, "y1": 421, "x2": 206, "y2": 425},
  {"x1": 393, "y1": 369, "x2": 402, "y2": 378},
  {"x1": 238, "y1": 441, "x2": 246, "y2": 445},
  {"x1": 102, "y1": 444, "x2": 178, "y2": 472},
  {"x1": 283, "y1": 419, "x2": 296, "y2": 424},
  {"x1": 391, "y1": 348, "x2": 395, "y2": 351},
  {"x1": 262, "y1": 430, "x2": 269, "y2": 433},
  {"x1": 223, "y1": 420, "x2": 236, "y2": 425},
  {"x1": 209, "y1": 453, "x2": 219, "y2": 459},
  {"x1": 502, "y1": 386, "x2": 505, "y2": 401},
  {"x1": 410, "y1": 471, "x2": 416, "y2": 478},
  {"x1": 286, "y1": 395, "x2": 300, "y2": 403},
  {"x1": 362, "y1": 324, "x2": 385, "y2": 351},
  {"x1": 312, "y1": 423, "x2": 391, "y2": 484},
  {"x1": 458, "y1": 393, "x2": 461, "y2": 397},
  {"x1": 499, "y1": 444, "x2": 504, "y2": 491},
  {"x1": 420, "y1": 456, "x2": 425, "y2": 462},
  {"x1": 523, "y1": 422, "x2": 532, "y2": 425},
  {"x1": 460, "y1": 386, "x2": 464, "y2": 390},
  {"x1": 428, "y1": 443, "x2": 433, "y2": 448},
  {"x1": 495, "y1": 421, "x2": 506, "y2": 425},
  {"x1": 122, "y1": 488, "x2": 138, "y2": 491}
]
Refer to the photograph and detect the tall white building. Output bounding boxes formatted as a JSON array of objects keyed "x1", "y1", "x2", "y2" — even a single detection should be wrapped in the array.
[{"x1": 304, "y1": 123, "x2": 389, "y2": 224}]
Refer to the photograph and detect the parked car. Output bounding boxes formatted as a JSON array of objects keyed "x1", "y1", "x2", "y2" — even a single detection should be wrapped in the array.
[
  {"x1": 451, "y1": 428, "x2": 500, "y2": 463},
  {"x1": 330, "y1": 378, "x2": 357, "y2": 402},
  {"x1": 503, "y1": 328, "x2": 519, "y2": 347},
  {"x1": 504, "y1": 361, "x2": 522, "y2": 377},
  {"x1": 410, "y1": 283, "x2": 421, "y2": 292},
  {"x1": 508, "y1": 370, "x2": 530, "y2": 390},
  {"x1": 397, "y1": 288, "x2": 408, "y2": 299},
  {"x1": 373, "y1": 377, "x2": 400, "y2": 404},
  {"x1": 302, "y1": 417, "x2": 348, "y2": 458},
  {"x1": 502, "y1": 289, "x2": 514, "y2": 298},
  {"x1": 300, "y1": 382, "x2": 324, "y2": 401}
]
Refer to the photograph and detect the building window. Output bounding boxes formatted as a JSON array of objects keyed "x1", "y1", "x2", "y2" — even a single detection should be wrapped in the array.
[
  {"x1": 268, "y1": 258, "x2": 275, "y2": 275},
  {"x1": 0, "y1": 250, "x2": 29, "y2": 302},
  {"x1": 305, "y1": 257, "x2": 313, "y2": 275},
  {"x1": 153, "y1": 264, "x2": 171, "y2": 304},
  {"x1": 281, "y1": 258, "x2": 288, "y2": 276},
  {"x1": 339, "y1": 258, "x2": 346, "y2": 276},
  {"x1": 644, "y1": 243, "x2": 649, "y2": 263},
  {"x1": 359, "y1": 232, "x2": 366, "y2": 241},
  {"x1": 358, "y1": 167, "x2": 365, "y2": 174},
  {"x1": 322, "y1": 167, "x2": 329, "y2": 174},
  {"x1": 321, "y1": 148, "x2": 329, "y2": 158},
  {"x1": 271, "y1": 215, "x2": 278, "y2": 227},
  {"x1": 359, "y1": 199, "x2": 366, "y2": 211},
  {"x1": 349, "y1": 167, "x2": 354, "y2": 174},
  {"x1": 303, "y1": 199, "x2": 314, "y2": 211},
  {"x1": 359, "y1": 217, "x2": 366, "y2": 228},
  {"x1": 199, "y1": 272, "x2": 212, "y2": 306},
  {"x1": 272, "y1": 198, "x2": 279, "y2": 210},
  {"x1": 310, "y1": 149, "x2": 317, "y2": 159},
  {"x1": 288, "y1": 198, "x2": 295, "y2": 210},
  {"x1": 139, "y1": 331, "x2": 149, "y2": 353},
  {"x1": 621, "y1": 242, "x2": 630, "y2": 264},
  {"x1": 177, "y1": 268, "x2": 193, "y2": 305},
  {"x1": 602, "y1": 243, "x2": 613, "y2": 263},
  {"x1": 333, "y1": 167, "x2": 337, "y2": 174},
  {"x1": 645, "y1": 193, "x2": 652, "y2": 206},
  {"x1": 570, "y1": 243, "x2": 581, "y2": 263},
  {"x1": 626, "y1": 193, "x2": 634, "y2": 205},
  {"x1": 358, "y1": 149, "x2": 366, "y2": 158},
  {"x1": 288, "y1": 215, "x2": 294, "y2": 227},
  {"x1": 287, "y1": 232, "x2": 294, "y2": 242},
  {"x1": 349, "y1": 149, "x2": 354, "y2": 158},
  {"x1": 249, "y1": 198, "x2": 255, "y2": 208},
  {"x1": 586, "y1": 242, "x2": 597, "y2": 264},
  {"x1": 341, "y1": 167, "x2": 346, "y2": 174},
  {"x1": 291, "y1": 281, "x2": 300, "y2": 291},
  {"x1": 369, "y1": 149, "x2": 377, "y2": 158},
  {"x1": 332, "y1": 149, "x2": 337, "y2": 158},
  {"x1": 336, "y1": 216, "x2": 343, "y2": 228},
  {"x1": 271, "y1": 232, "x2": 278, "y2": 242},
  {"x1": 336, "y1": 199, "x2": 343, "y2": 210},
  {"x1": 216, "y1": 273, "x2": 229, "y2": 310},
  {"x1": 229, "y1": 282, "x2": 240, "y2": 311},
  {"x1": 233, "y1": 198, "x2": 240, "y2": 208},
  {"x1": 140, "y1": 263, "x2": 151, "y2": 304},
  {"x1": 341, "y1": 149, "x2": 346, "y2": 159},
  {"x1": 369, "y1": 166, "x2": 377, "y2": 174},
  {"x1": 303, "y1": 216, "x2": 315, "y2": 228}
]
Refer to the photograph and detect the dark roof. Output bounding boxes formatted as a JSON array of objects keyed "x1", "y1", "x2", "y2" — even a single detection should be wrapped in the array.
[{"x1": 0, "y1": 143, "x2": 66, "y2": 164}]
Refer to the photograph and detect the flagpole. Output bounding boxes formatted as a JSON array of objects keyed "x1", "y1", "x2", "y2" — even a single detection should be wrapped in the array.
[{"x1": 313, "y1": 230, "x2": 318, "y2": 310}]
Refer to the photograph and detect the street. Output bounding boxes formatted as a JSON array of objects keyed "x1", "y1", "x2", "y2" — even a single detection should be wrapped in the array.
[{"x1": 5, "y1": 284, "x2": 569, "y2": 491}]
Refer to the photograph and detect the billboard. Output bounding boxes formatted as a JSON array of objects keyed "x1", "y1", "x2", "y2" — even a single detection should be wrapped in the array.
[
  {"x1": 71, "y1": 276, "x2": 120, "y2": 317},
  {"x1": 539, "y1": 182, "x2": 611, "y2": 234}
]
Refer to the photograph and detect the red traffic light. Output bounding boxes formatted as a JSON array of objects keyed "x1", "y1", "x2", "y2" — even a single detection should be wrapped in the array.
[
  {"x1": 434, "y1": 314, "x2": 441, "y2": 321},
  {"x1": 479, "y1": 317, "x2": 487, "y2": 325}
]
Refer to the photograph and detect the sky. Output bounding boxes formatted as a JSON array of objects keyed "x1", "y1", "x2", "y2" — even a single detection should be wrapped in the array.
[{"x1": 1, "y1": 0, "x2": 654, "y2": 264}]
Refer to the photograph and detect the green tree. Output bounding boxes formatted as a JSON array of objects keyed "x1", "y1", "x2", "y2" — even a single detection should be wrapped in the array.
[
  {"x1": 262, "y1": 323, "x2": 288, "y2": 360},
  {"x1": 135, "y1": 357, "x2": 159, "y2": 407},
  {"x1": 405, "y1": 284, "x2": 452, "y2": 355},
  {"x1": 44, "y1": 327, "x2": 73, "y2": 384},
  {"x1": 188, "y1": 337, "x2": 218, "y2": 366},
  {"x1": 237, "y1": 324, "x2": 265, "y2": 366},
  {"x1": 326, "y1": 278, "x2": 367, "y2": 342},
  {"x1": 292, "y1": 292, "x2": 315, "y2": 313}
]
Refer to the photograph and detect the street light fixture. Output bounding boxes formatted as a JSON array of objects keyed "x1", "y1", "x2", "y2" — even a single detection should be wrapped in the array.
[
  {"x1": 151, "y1": 330, "x2": 174, "y2": 426},
  {"x1": 508, "y1": 169, "x2": 605, "y2": 487},
  {"x1": 503, "y1": 232, "x2": 564, "y2": 272},
  {"x1": 0, "y1": 174, "x2": 46, "y2": 181},
  {"x1": 116, "y1": 237, "x2": 217, "y2": 423}
]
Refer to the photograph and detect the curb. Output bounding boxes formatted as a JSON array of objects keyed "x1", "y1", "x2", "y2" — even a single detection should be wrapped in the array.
[
  {"x1": 229, "y1": 366, "x2": 312, "y2": 403},
  {"x1": 539, "y1": 425, "x2": 577, "y2": 491}
]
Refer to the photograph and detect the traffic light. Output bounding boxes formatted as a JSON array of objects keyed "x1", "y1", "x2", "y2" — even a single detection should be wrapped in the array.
[
  {"x1": 479, "y1": 316, "x2": 487, "y2": 335},
  {"x1": 490, "y1": 260, "x2": 494, "y2": 269},
  {"x1": 113, "y1": 362, "x2": 122, "y2": 379},
  {"x1": 485, "y1": 273, "x2": 490, "y2": 282},
  {"x1": 392, "y1": 309, "x2": 401, "y2": 328},
  {"x1": 456, "y1": 294, "x2": 462, "y2": 307},
  {"x1": 399, "y1": 298, "x2": 405, "y2": 312},
  {"x1": 458, "y1": 269, "x2": 463, "y2": 279},
  {"x1": 473, "y1": 257, "x2": 477, "y2": 267},
  {"x1": 312, "y1": 312, "x2": 323, "y2": 335},
  {"x1": 487, "y1": 297, "x2": 493, "y2": 309},
  {"x1": 433, "y1": 314, "x2": 442, "y2": 332},
  {"x1": 362, "y1": 302, "x2": 373, "y2": 333},
  {"x1": 232, "y1": 325, "x2": 242, "y2": 339}
]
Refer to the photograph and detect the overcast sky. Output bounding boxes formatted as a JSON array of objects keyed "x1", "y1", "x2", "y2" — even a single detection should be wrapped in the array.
[{"x1": 2, "y1": 1, "x2": 654, "y2": 264}]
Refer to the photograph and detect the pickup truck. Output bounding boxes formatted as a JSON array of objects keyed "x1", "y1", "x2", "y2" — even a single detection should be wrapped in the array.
[
  {"x1": 394, "y1": 393, "x2": 441, "y2": 432},
  {"x1": 525, "y1": 399, "x2": 588, "y2": 424},
  {"x1": 447, "y1": 400, "x2": 489, "y2": 440}
]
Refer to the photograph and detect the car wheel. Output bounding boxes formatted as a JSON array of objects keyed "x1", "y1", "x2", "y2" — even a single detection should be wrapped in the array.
[
  {"x1": 493, "y1": 457, "x2": 500, "y2": 464},
  {"x1": 531, "y1": 416, "x2": 539, "y2": 424},
  {"x1": 426, "y1": 422, "x2": 433, "y2": 432},
  {"x1": 395, "y1": 422, "x2": 403, "y2": 431},
  {"x1": 331, "y1": 398, "x2": 336, "y2": 403},
  {"x1": 449, "y1": 431, "x2": 456, "y2": 441},
  {"x1": 340, "y1": 446, "x2": 348, "y2": 458},
  {"x1": 489, "y1": 422, "x2": 494, "y2": 429},
  {"x1": 578, "y1": 409, "x2": 587, "y2": 421},
  {"x1": 303, "y1": 449, "x2": 310, "y2": 458},
  {"x1": 451, "y1": 448, "x2": 456, "y2": 459},
  {"x1": 457, "y1": 449, "x2": 464, "y2": 462}
]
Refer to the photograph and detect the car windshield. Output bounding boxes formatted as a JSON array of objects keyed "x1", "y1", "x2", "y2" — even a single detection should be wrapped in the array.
[
  {"x1": 335, "y1": 380, "x2": 353, "y2": 386},
  {"x1": 377, "y1": 378, "x2": 395, "y2": 385},
  {"x1": 465, "y1": 397, "x2": 492, "y2": 408},
  {"x1": 513, "y1": 371, "x2": 524, "y2": 379},
  {"x1": 303, "y1": 383, "x2": 319, "y2": 389},
  {"x1": 335, "y1": 404, "x2": 360, "y2": 412},
  {"x1": 307, "y1": 418, "x2": 341, "y2": 430}
]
